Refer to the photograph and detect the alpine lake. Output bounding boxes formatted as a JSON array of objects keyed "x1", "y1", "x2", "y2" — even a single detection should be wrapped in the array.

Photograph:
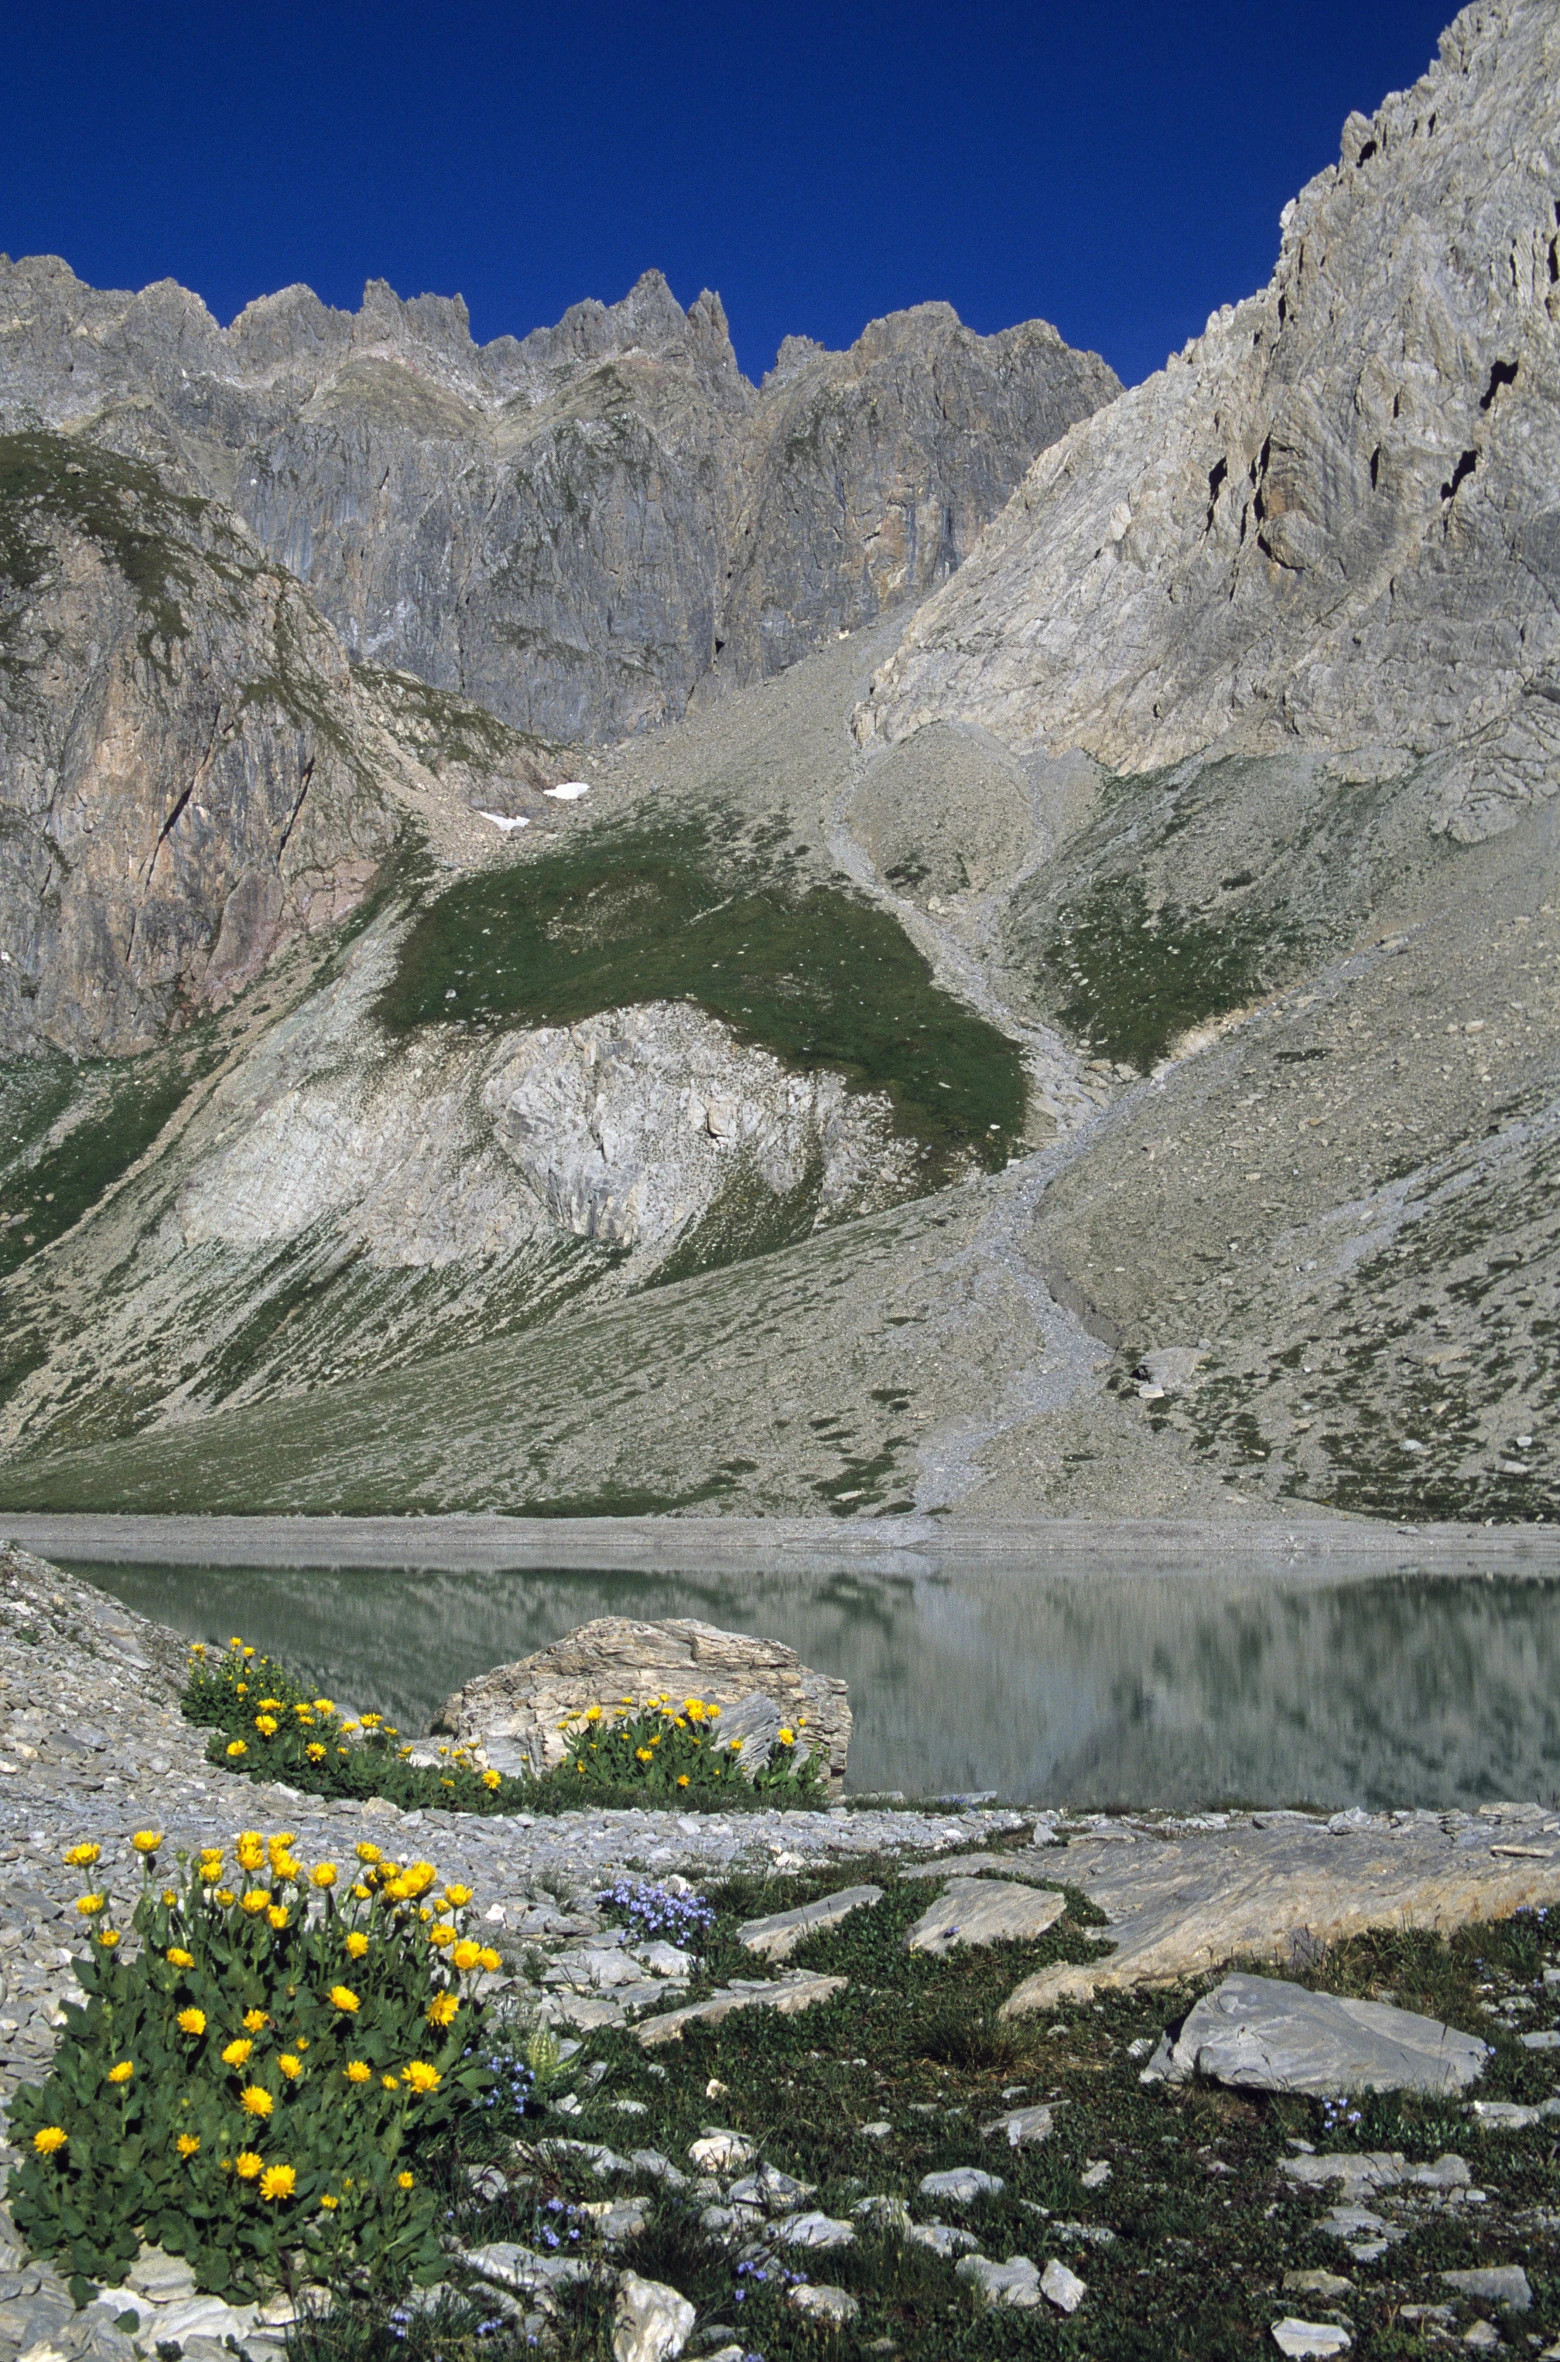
[{"x1": 59, "y1": 1552, "x2": 1560, "y2": 1814}]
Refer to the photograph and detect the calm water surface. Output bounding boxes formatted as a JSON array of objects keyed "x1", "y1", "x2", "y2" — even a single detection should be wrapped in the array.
[{"x1": 64, "y1": 1559, "x2": 1560, "y2": 1814}]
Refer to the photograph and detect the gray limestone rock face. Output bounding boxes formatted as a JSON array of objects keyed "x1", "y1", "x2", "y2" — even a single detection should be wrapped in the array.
[
  {"x1": 482, "y1": 1003, "x2": 916, "y2": 1249},
  {"x1": 611, "y1": 2271, "x2": 695, "y2": 2362},
  {"x1": 905, "y1": 1876, "x2": 1066, "y2": 1953},
  {"x1": 738, "y1": 1884, "x2": 883, "y2": 1962},
  {"x1": 635, "y1": 1971, "x2": 848, "y2": 2048},
  {"x1": 861, "y1": 0, "x2": 1560, "y2": 850},
  {"x1": 436, "y1": 1614, "x2": 850, "y2": 1786},
  {"x1": 1144, "y1": 1971, "x2": 1489, "y2": 2095},
  {"x1": 1440, "y1": 2265, "x2": 1531, "y2": 2311},
  {"x1": 0, "y1": 262, "x2": 1118, "y2": 747},
  {"x1": 0, "y1": 432, "x2": 398, "y2": 1057}
]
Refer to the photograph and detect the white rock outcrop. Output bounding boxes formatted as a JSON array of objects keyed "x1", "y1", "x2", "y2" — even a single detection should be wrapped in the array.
[{"x1": 483, "y1": 1001, "x2": 913, "y2": 1248}]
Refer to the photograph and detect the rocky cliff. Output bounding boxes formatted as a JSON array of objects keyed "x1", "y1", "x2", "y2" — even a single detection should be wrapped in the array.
[
  {"x1": 859, "y1": 0, "x2": 1560, "y2": 849},
  {"x1": 0, "y1": 429, "x2": 399, "y2": 1057},
  {"x1": 0, "y1": 262, "x2": 1119, "y2": 743}
]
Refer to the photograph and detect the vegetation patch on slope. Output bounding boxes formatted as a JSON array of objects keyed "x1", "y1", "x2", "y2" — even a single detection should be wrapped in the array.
[
  {"x1": 0, "y1": 1045, "x2": 209, "y2": 1282},
  {"x1": 377, "y1": 820, "x2": 1026, "y2": 1175},
  {"x1": 1039, "y1": 875, "x2": 1299, "y2": 1072},
  {"x1": 0, "y1": 430, "x2": 202, "y2": 665}
]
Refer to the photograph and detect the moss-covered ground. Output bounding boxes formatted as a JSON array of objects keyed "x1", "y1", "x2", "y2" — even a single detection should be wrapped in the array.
[
  {"x1": 287, "y1": 1858, "x2": 1560, "y2": 2362},
  {"x1": 378, "y1": 818, "x2": 1026, "y2": 1176},
  {"x1": 1039, "y1": 875, "x2": 1300, "y2": 1073}
]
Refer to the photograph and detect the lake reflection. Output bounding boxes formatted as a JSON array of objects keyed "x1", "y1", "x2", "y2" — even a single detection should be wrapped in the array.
[{"x1": 65, "y1": 1559, "x2": 1560, "y2": 1813}]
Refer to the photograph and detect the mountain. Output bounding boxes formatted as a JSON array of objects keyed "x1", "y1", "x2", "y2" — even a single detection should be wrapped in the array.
[
  {"x1": 0, "y1": 261, "x2": 1118, "y2": 741},
  {"x1": 2, "y1": 0, "x2": 1559, "y2": 1534},
  {"x1": 860, "y1": 0, "x2": 1560, "y2": 842}
]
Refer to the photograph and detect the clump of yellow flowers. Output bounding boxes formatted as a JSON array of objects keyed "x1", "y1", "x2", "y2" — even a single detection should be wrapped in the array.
[
  {"x1": 556, "y1": 1692, "x2": 825, "y2": 1802},
  {"x1": 7, "y1": 1826, "x2": 506, "y2": 2303},
  {"x1": 183, "y1": 1640, "x2": 515, "y2": 1816},
  {"x1": 184, "y1": 1637, "x2": 827, "y2": 1819}
]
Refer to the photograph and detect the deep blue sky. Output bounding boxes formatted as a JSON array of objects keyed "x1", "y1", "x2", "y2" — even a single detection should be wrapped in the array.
[{"x1": 1, "y1": 1, "x2": 1453, "y2": 389}]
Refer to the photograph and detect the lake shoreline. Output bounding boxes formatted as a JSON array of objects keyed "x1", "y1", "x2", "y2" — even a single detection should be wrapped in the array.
[{"x1": 6, "y1": 1509, "x2": 1560, "y2": 1578}]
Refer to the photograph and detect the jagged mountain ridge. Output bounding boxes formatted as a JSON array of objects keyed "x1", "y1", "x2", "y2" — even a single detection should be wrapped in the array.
[
  {"x1": 860, "y1": 0, "x2": 1560, "y2": 850},
  {"x1": 0, "y1": 260, "x2": 1119, "y2": 742}
]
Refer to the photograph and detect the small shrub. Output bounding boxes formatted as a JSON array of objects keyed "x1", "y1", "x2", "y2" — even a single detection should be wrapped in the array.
[{"x1": 5, "y1": 1829, "x2": 506, "y2": 2299}]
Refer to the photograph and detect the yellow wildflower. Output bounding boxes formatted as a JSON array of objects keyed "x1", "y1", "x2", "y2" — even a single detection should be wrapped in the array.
[
  {"x1": 313, "y1": 1698, "x2": 334, "y2": 1713},
  {"x1": 684, "y1": 1699, "x2": 706, "y2": 1722},
  {"x1": 305, "y1": 1744, "x2": 326, "y2": 1763},
  {"x1": 482, "y1": 1770, "x2": 501, "y2": 1790},
  {"x1": 270, "y1": 1853, "x2": 301, "y2": 1884},
  {"x1": 345, "y1": 1930, "x2": 370, "y2": 1959},
  {"x1": 239, "y1": 2086, "x2": 274, "y2": 2119},
  {"x1": 33, "y1": 2127, "x2": 67, "y2": 2155},
  {"x1": 161, "y1": 1888, "x2": 178, "y2": 1907},
  {"x1": 477, "y1": 1947, "x2": 501, "y2": 1973},
  {"x1": 402, "y1": 2060, "x2": 440, "y2": 2093},
  {"x1": 319, "y1": 2193, "x2": 339, "y2": 2210},
  {"x1": 344, "y1": 2061, "x2": 371, "y2": 2084},
  {"x1": 382, "y1": 2075, "x2": 399, "y2": 2091},
  {"x1": 242, "y1": 2009, "x2": 270, "y2": 2032},
  {"x1": 584, "y1": 1703, "x2": 602, "y2": 1723},
  {"x1": 677, "y1": 1774, "x2": 690, "y2": 1788},
  {"x1": 235, "y1": 2152, "x2": 263, "y2": 2180},
  {"x1": 635, "y1": 1746, "x2": 652, "y2": 1764},
  {"x1": 266, "y1": 1905, "x2": 289, "y2": 1931},
  {"x1": 226, "y1": 1741, "x2": 248, "y2": 1759},
  {"x1": 727, "y1": 1737, "x2": 744, "y2": 1754},
  {"x1": 176, "y1": 2134, "x2": 201, "y2": 2158},
  {"x1": 707, "y1": 1703, "x2": 721, "y2": 1719},
  {"x1": 97, "y1": 1929, "x2": 121, "y2": 1948},
  {"x1": 107, "y1": 2062, "x2": 134, "y2": 2086},
  {"x1": 452, "y1": 1939, "x2": 482, "y2": 1972},
  {"x1": 278, "y1": 2054, "x2": 302, "y2": 2080},
  {"x1": 222, "y1": 2039, "x2": 254, "y2": 2069},
  {"x1": 397, "y1": 2171, "x2": 414, "y2": 2190},
  {"x1": 241, "y1": 1890, "x2": 270, "y2": 1916},
  {"x1": 426, "y1": 1991, "x2": 459, "y2": 2028},
  {"x1": 167, "y1": 1948, "x2": 194, "y2": 1969},
  {"x1": 778, "y1": 1727, "x2": 795, "y2": 1746},
  {"x1": 328, "y1": 1985, "x2": 360, "y2": 2013},
  {"x1": 355, "y1": 1842, "x2": 381, "y2": 1864},
  {"x1": 76, "y1": 1894, "x2": 105, "y2": 1917},
  {"x1": 254, "y1": 1716, "x2": 279, "y2": 1739},
  {"x1": 429, "y1": 1924, "x2": 456, "y2": 1949},
  {"x1": 131, "y1": 1829, "x2": 161, "y2": 1854},
  {"x1": 216, "y1": 1889, "x2": 236, "y2": 1907},
  {"x1": 64, "y1": 1843, "x2": 100, "y2": 1867},
  {"x1": 235, "y1": 1833, "x2": 266, "y2": 1872},
  {"x1": 176, "y1": 2008, "x2": 206, "y2": 2037}
]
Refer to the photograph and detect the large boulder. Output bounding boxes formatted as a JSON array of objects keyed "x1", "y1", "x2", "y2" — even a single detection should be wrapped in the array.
[{"x1": 435, "y1": 1616, "x2": 851, "y2": 1790}]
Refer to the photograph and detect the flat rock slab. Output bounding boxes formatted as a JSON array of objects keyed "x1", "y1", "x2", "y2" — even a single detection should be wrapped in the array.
[
  {"x1": 1272, "y1": 2323, "x2": 1352, "y2": 2359},
  {"x1": 900, "y1": 1851, "x2": 1057, "y2": 1881},
  {"x1": 636, "y1": 1971, "x2": 846, "y2": 2047},
  {"x1": 956, "y1": 2255, "x2": 1043, "y2": 2310},
  {"x1": 999, "y1": 1814, "x2": 1560, "y2": 2016},
  {"x1": 1281, "y1": 2151, "x2": 1468, "y2": 2196},
  {"x1": 981, "y1": 2103, "x2": 1054, "y2": 2148},
  {"x1": 738, "y1": 1885, "x2": 882, "y2": 1961},
  {"x1": 920, "y1": 2168, "x2": 1005, "y2": 2205},
  {"x1": 906, "y1": 1877, "x2": 1066, "y2": 1954},
  {"x1": 1441, "y1": 2265, "x2": 1531, "y2": 2309},
  {"x1": 1143, "y1": 1974, "x2": 1488, "y2": 2096}
]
